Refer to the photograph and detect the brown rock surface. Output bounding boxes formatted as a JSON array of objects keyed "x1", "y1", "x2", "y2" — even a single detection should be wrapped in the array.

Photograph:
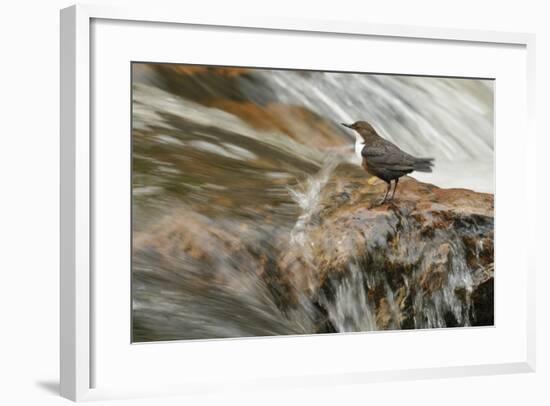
[
  {"x1": 133, "y1": 170, "x2": 494, "y2": 341},
  {"x1": 277, "y1": 172, "x2": 494, "y2": 330}
]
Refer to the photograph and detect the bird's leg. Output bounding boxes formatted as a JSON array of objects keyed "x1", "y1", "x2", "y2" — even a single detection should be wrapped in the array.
[
  {"x1": 379, "y1": 181, "x2": 391, "y2": 205},
  {"x1": 390, "y1": 178, "x2": 399, "y2": 201}
]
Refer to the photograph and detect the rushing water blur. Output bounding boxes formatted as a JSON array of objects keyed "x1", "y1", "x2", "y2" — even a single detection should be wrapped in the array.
[{"x1": 132, "y1": 64, "x2": 494, "y2": 341}]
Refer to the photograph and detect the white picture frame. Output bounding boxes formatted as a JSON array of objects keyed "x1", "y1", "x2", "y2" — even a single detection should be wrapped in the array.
[{"x1": 60, "y1": 3, "x2": 537, "y2": 402}]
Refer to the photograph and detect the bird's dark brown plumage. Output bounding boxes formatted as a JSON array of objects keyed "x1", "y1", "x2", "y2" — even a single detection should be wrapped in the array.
[{"x1": 342, "y1": 121, "x2": 434, "y2": 203}]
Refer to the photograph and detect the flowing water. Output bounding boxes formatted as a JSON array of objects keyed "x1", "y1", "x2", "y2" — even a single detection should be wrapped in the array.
[{"x1": 132, "y1": 64, "x2": 494, "y2": 341}]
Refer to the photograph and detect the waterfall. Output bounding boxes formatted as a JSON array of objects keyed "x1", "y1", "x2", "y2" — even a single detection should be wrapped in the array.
[{"x1": 131, "y1": 64, "x2": 494, "y2": 341}]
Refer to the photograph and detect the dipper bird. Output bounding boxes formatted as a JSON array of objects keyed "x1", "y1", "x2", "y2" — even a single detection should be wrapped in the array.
[{"x1": 342, "y1": 121, "x2": 434, "y2": 204}]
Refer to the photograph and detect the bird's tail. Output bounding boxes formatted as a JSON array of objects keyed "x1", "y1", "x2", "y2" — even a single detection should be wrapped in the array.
[{"x1": 414, "y1": 157, "x2": 434, "y2": 172}]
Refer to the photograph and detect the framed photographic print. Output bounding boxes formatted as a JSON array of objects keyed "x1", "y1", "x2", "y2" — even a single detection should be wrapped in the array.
[{"x1": 60, "y1": 4, "x2": 536, "y2": 402}]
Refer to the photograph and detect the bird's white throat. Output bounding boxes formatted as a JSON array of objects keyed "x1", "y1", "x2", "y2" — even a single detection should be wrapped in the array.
[{"x1": 354, "y1": 136, "x2": 365, "y2": 163}]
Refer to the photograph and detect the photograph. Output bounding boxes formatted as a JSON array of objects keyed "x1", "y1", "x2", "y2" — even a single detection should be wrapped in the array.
[
  {"x1": 2, "y1": 0, "x2": 544, "y2": 404},
  {"x1": 131, "y1": 62, "x2": 494, "y2": 342}
]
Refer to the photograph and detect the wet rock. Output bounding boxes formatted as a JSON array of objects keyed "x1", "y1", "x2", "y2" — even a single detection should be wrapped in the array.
[
  {"x1": 206, "y1": 100, "x2": 349, "y2": 149},
  {"x1": 132, "y1": 167, "x2": 494, "y2": 340},
  {"x1": 279, "y1": 171, "x2": 494, "y2": 331},
  {"x1": 470, "y1": 277, "x2": 494, "y2": 326},
  {"x1": 148, "y1": 64, "x2": 270, "y2": 104},
  {"x1": 134, "y1": 64, "x2": 351, "y2": 150}
]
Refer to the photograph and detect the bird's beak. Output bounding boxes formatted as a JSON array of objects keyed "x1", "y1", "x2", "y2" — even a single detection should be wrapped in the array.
[{"x1": 341, "y1": 123, "x2": 353, "y2": 129}]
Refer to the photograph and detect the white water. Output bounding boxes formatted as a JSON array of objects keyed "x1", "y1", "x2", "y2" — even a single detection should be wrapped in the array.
[
  {"x1": 262, "y1": 71, "x2": 494, "y2": 192},
  {"x1": 288, "y1": 155, "x2": 341, "y2": 251}
]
